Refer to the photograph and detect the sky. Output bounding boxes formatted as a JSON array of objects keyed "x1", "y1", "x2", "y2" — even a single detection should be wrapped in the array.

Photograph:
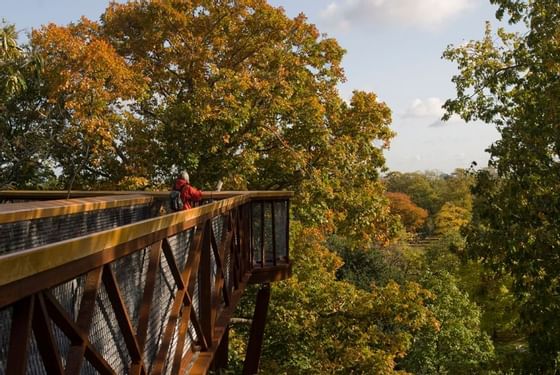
[{"x1": 2, "y1": 0, "x2": 503, "y2": 173}]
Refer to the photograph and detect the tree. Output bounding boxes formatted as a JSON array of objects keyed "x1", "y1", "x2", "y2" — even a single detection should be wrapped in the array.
[
  {"x1": 2, "y1": 6, "x2": 427, "y2": 372},
  {"x1": 386, "y1": 192, "x2": 429, "y2": 233},
  {"x1": 30, "y1": 19, "x2": 147, "y2": 190},
  {"x1": 444, "y1": 0, "x2": 560, "y2": 370},
  {"x1": 0, "y1": 23, "x2": 54, "y2": 188},
  {"x1": 230, "y1": 223, "x2": 438, "y2": 374},
  {"x1": 384, "y1": 170, "x2": 473, "y2": 216},
  {"x1": 433, "y1": 202, "x2": 470, "y2": 235},
  {"x1": 331, "y1": 234, "x2": 424, "y2": 290},
  {"x1": 422, "y1": 233, "x2": 522, "y2": 371},
  {"x1": 0, "y1": 23, "x2": 28, "y2": 100},
  {"x1": 385, "y1": 172, "x2": 442, "y2": 215},
  {"x1": 2, "y1": 1, "x2": 399, "y2": 243},
  {"x1": 98, "y1": 0, "x2": 399, "y2": 243},
  {"x1": 439, "y1": 169, "x2": 473, "y2": 211},
  {"x1": 101, "y1": 0, "x2": 347, "y2": 187},
  {"x1": 400, "y1": 271, "x2": 495, "y2": 374}
]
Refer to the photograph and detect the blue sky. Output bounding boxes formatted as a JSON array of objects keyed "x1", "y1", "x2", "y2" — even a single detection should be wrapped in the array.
[{"x1": 2, "y1": 0, "x2": 502, "y2": 173}]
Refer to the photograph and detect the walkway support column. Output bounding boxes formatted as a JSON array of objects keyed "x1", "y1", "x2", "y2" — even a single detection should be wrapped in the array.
[
  {"x1": 242, "y1": 283, "x2": 271, "y2": 375},
  {"x1": 211, "y1": 325, "x2": 229, "y2": 372}
]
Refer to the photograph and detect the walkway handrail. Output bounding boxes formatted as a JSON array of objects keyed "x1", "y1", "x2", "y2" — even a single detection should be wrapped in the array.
[
  {"x1": 0, "y1": 190, "x2": 292, "y2": 374},
  {"x1": 0, "y1": 189, "x2": 292, "y2": 201},
  {"x1": 0, "y1": 194, "x2": 249, "y2": 298},
  {"x1": 0, "y1": 194, "x2": 155, "y2": 224}
]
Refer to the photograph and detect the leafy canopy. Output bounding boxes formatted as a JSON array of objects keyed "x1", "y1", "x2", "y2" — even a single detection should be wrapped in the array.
[
  {"x1": 236, "y1": 223, "x2": 438, "y2": 374},
  {"x1": 2, "y1": 0, "x2": 398, "y2": 244},
  {"x1": 386, "y1": 192, "x2": 429, "y2": 233},
  {"x1": 0, "y1": 23, "x2": 52, "y2": 188},
  {"x1": 444, "y1": 0, "x2": 560, "y2": 370}
]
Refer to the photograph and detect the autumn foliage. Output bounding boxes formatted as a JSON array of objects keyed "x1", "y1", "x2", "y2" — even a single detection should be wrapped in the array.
[
  {"x1": 386, "y1": 192, "x2": 428, "y2": 233},
  {"x1": 0, "y1": 0, "x2": 399, "y2": 244},
  {"x1": 1, "y1": 3, "x2": 410, "y2": 371},
  {"x1": 0, "y1": 0, "x2": 526, "y2": 372},
  {"x1": 233, "y1": 223, "x2": 438, "y2": 374},
  {"x1": 30, "y1": 19, "x2": 147, "y2": 186}
]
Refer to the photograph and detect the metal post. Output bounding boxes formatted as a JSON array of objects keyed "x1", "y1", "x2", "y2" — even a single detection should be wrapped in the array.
[
  {"x1": 271, "y1": 202, "x2": 277, "y2": 266},
  {"x1": 242, "y1": 283, "x2": 271, "y2": 375},
  {"x1": 212, "y1": 325, "x2": 229, "y2": 372},
  {"x1": 260, "y1": 202, "x2": 265, "y2": 267},
  {"x1": 200, "y1": 220, "x2": 214, "y2": 348},
  {"x1": 285, "y1": 200, "x2": 290, "y2": 262}
]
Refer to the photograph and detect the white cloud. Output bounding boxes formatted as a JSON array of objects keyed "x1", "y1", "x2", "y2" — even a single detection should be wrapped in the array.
[
  {"x1": 321, "y1": 0, "x2": 475, "y2": 30},
  {"x1": 403, "y1": 97, "x2": 445, "y2": 118},
  {"x1": 402, "y1": 97, "x2": 465, "y2": 126}
]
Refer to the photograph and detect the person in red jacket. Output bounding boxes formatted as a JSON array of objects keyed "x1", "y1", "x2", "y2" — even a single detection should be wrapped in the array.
[{"x1": 173, "y1": 171, "x2": 202, "y2": 209}]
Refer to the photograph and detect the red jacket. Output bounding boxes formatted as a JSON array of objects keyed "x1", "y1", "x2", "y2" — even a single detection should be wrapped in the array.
[{"x1": 173, "y1": 178, "x2": 202, "y2": 210}]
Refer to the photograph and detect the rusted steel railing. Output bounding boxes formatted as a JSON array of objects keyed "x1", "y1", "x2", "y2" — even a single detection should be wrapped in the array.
[{"x1": 0, "y1": 191, "x2": 292, "y2": 374}]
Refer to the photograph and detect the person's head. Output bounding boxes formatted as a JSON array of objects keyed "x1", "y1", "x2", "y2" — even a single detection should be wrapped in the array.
[{"x1": 180, "y1": 170, "x2": 190, "y2": 183}]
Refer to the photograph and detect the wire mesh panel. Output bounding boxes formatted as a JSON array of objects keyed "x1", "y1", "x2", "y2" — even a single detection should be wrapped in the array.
[
  {"x1": 251, "y1": 200, "x2": 289, "y2": 267},
  {"x1": 50, "y1": 275, "x2": 86, "y2": 322},
  {"x1": 0, "y1": 204, "x2": 158, "y2": 256},
  {"x1": 0, "y1": 231, "x2": 195, "y2": 373},
  {"x1": 0, "y1": 307, "x2": 12, "y2": 374},
  {"x1": 211, "y1": 215, "x2": 225, "y2": 245},
  {"x1": 145, "y1": 255, "x2": 178, "y2": 372},
  {"x1": 185, "y1": 321, "x2": 196, "y2": 357},
  {"x1": 167, "y1": 230, "x2": 193, "y2": 274},
  {"x1": 209, "y1": 240, "x2": 217, "y2": 301},
  {"x1": 163, "y1": 317, "x2": 181, "y2": 375},
  {"x1": 263, "y1": 203, "x2": 273, "y2": 264},
  {"x1": 110, "y1": 247, "x2": 151, "y2": 329},
  {"x1": 26, "y1": 333, "x2": 46, "y2": 375},
  {"x1": 49, "y1": 275, "x2": 87, "y2": 370},
  {"x1": 192, "y1": 277, "x2": 200, "y2": 326},
  {"x1": 89, "y1": 283, "x2": 131, "y2": 374},
  {"x1": 210, "y1": 216, "x2": 223, "y2": 302},
  {"x1": 51, "y1": 322, "x2": 71, "y2": 370},
  {"x1": 224, "y1": 239, "x2": 232, "y2": 295},
  {"x1": 251, "y1": 203, "x2": 263, "y2": 265},
  {"x1": 80, "y1": 356, "x2": 98, "y2": 375},
  {"x1": 0, "y1": 193, "x2": 292, "y2": 374},
  {"x1": 273, "y1": 201, "x2": 288, "y2": 259}
]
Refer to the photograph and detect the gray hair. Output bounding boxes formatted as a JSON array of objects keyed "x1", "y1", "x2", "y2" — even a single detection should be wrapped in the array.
[{"x1": 180, "y1": 170, "x2": 189, "y2": 183}]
